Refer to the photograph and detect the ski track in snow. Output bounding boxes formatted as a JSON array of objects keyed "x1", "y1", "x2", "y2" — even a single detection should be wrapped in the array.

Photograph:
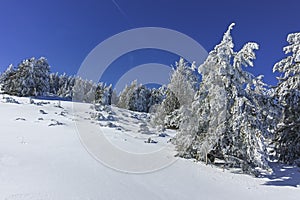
[{"x1": 0, "y1": 94, "x2": 299, "y2": 200}]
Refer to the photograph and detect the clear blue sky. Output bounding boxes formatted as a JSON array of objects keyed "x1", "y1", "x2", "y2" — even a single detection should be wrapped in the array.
[{"x1": 0, "y1": 0, "x2": 300, "y2": 86}]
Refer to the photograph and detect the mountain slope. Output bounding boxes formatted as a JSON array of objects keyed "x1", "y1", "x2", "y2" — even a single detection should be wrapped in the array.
[{"x1": 0, "y1": 95, "x2": 299, "y2": 200}]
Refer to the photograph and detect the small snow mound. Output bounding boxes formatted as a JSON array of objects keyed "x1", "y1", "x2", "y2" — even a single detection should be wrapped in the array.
[
  {"x1": 48, "y1": 119, "x2": 65, "y2": 126},
  {"x1": 15, "y1": 118, "x2": 26, "y2": 121},
  {"x1": 2, "y1": 96, "x2": 20, "y2": 104},
  {"x1": 39, "y1": 109, "x2": 48, "y2": 114}
]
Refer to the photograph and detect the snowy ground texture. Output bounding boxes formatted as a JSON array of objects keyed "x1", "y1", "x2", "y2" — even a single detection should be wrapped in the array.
[{"x1": 0, "y1": 94, "x2": 299, "y2": 200}]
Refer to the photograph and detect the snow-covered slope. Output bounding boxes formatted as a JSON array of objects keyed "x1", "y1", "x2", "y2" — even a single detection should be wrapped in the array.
[{"x1": 0, "y1": 95, "x2": 299, "y2": 200}]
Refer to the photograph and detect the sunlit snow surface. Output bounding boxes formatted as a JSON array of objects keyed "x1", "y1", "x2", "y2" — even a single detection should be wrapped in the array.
[{"x1": 0, "y1": 94, "x2": 299, "y2": 200}]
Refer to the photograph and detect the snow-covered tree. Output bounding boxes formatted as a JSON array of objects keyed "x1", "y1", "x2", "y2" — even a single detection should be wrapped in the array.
[
  {"x1": 152, "y1": 58, "x2": 199, "y2": 129},
  {"x1": 0, "y1": 64, "x2": 17, "y2": 95},
  {"x1": 73, "y1": 78, "x2": 96, "y2": 103},
  {"x1": 103, "y1": 84, "x2": 113, "y2": 105},
  {"x1": 128, "y1": 84, "x2": 151, "y2": 112},
  {"x1": 148, "y1": 86, "x2": 166, "y2": 113},
  {"x1": 168, "y1": 58, "x2": 198, "y2": 107},
  {"x1": 111, "y1": 89, "x2": 119, "y2": 105},
  {"x1": 174, "y1": 23, "x2": 269, "y2": 174},
  {"x1": 49, "y1": 72, "x2": 60, "y2": 95},
  {"x1": 117, "y1": 80, "x2": 153, "y2": 112},
  {"x1": 117, "y1": 80, "x2": 137, "y2": 110},
  {"x1": 246, "y1": 76, "x2": 279, "y2": 139},
  {"x1": 273, "y1": 32, "x2": 300, "y2": 164},
  {"x1": 1, "y1": 57, "x2": 50, "y2": 97},
  {"x1": 95, "y1": 83, "x2": 112, "y2": 105},
  {"x1": 57, "y1": 73, "x2": 75, "y2": 99},
  {"x1": 33, "y1": 57, "x2": 50, "y2": 96}
]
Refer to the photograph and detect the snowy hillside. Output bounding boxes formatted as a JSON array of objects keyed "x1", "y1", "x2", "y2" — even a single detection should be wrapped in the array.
[{"x1": 0, "y1": 94, "x2": 299, "y2": 200}]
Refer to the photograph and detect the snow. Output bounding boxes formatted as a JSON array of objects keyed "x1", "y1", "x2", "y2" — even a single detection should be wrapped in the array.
[{"x1": 0, "y1": 94, "x2": 299, "y2": 200}]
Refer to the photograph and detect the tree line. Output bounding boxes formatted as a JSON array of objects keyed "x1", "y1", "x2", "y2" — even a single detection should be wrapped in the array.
[{"x1": 0, "y1": 23, "x2": 299, "y2": 175}]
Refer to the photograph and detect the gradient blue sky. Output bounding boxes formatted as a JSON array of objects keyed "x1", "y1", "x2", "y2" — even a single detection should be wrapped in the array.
[{"x1": 0, "y1": 0, "x2": 300, "y2": 86}]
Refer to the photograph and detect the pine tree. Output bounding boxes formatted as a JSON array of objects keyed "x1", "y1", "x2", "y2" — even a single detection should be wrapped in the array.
[
  {"x1": 273, "y1": 32, "x2": 300, "y2": 165},
  {"x1": 168, "y1": 58, "x2": 198, "y2": 107},
  {"x1": 0, "y1": 64, "x2": 17, "y2": 95},
  {"x1": 102, "y1": 84, "x2": 113, "y2": 105},
  {"x1": 117, "y1": 80, "x2": 137, "y2": 110},
  {"x1": 153, "y1": 58, "x2": 198, "y2": 129},
  {"x1": 33, "y1": 57, "x2": 50, "y2": 96},
  {"x1": 174, "y1": 23, "x2": 269, "y2": 173},
  {"x1": 72, "y1": 77, "x2": 85, "y2": 102},
  {"x1": 148, "y1": 87, "x2": 165, "y2": 113},
  {"x1": 95, "y1": 82, "x2": 105, "y2": 104},
  {"x1": 111, "y1": 89, "x2": 119, "y2": 105},
  {"x1": 49, "y1": 72, "x2": 60, "y2": 95},
  {"x1": 128, "y1": 84, "x2": 151, "y2": 112}
]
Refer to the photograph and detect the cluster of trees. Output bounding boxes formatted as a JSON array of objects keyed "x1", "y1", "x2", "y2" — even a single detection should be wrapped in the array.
[
  {"x1": 170, "y1": 24, "x2": 271, "y2": 174},
  {"x1": 0, "y1": 23, "x2": 299, "y2": 175},
  {"x1": 117, "y1": 80, "x2": 165, "y2": 113},
  {"x1": 151, "y1": 23, "x2": 299, "y2": 174},
  {"x1": 0, "y1": 57, "x2": 113, "y2": 105},
  {"x1": 103, "y1": 24, "x2": 299, "y2": 174},
  {"x1": 0, "y1": 57, "x2": 50, "y2": 97}
]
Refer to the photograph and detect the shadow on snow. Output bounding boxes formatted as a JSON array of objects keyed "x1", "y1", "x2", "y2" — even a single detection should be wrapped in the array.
[{"x1": 262, "y1": 162, "x2": 300, "y2": 187}]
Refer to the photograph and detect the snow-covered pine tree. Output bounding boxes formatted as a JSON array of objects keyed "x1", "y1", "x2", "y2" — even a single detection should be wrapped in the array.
[
  {"x1": 94, "y1": 83, "x2": 113, "y2": 105},
  {"x1": 128, "y1": 84, "x2": 151, "y2": 112},
  {"x1": 245, "y1": 76, "x2": 279, "y2": 139},
  {"x1": 57, "y1": 73, "x2": 75, "y2": 99},
  {"x1": 102, "y1": 84, "x2": 113, "y2": 105},
  {"x1": 117, "y1": 80, "x2": 137, "y2": 110},
  {"x1": 72, "y1": 77, "x2": 85, "y2": 102},
  {"x1": 3, "y1": 57, "x2": 50, "y2": 97},
  {"x1": 57, "y1": 73, "x2": 68, "y2": 97},
  {"x1": 273, "y1": 32, "x2": 300, "y2": 165},
  {"x1": 33, "y1": 57, "x2": 50, "y2": 96},
  {"x1": 84, "y1": 80, "x2": 96, "y2": 103},
  {"x1": 111, "y1": 89, "x2": 119, "y2": 105},
  {"x1": 49, "y1": 72, "x2": 60, "y2": 95},
  {"x1": 174, "y1": 23, "x2": 269, "y2": 174},
  {"x1": 0, "y1": 64, "x2": 17, "y2": 95},
  {"x1": 94, "y1": 82, "x2": 105, "y2": 104},
  {"x1": 168, "y1": 58, "x2": 198, "y2": 107},
  {"x1": 153, "y1": 58, "x2": 198, "y2": 129},
  {"x1": 148, "y1": 87, "x2": 166, "y2": 113}
]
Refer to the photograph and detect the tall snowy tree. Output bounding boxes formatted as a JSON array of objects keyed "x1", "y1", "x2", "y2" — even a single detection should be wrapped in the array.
[
  {"x1": 102, "y1": 84, "x2": 113, "y2": 105},
  {"x1": 94, "y1": 82, "x2": 112, "y2": 105},
  {"x1": 168, "y1": 58, "x2": 198, "y2": 107},
  {"x1": 153, "y1": 58, "x2": 199, "y2": 129},
  {"x1": 49, "y1": 72, "x2": 60, "y2": 95},
  {"x1": 273, "y1": 32, "x2": 300, "y2": 165},
  {"x1": 174, "y1": 23, "x2": 269, "y2": 174},
  {"x1": 32, "y1": 57, "x2": 50, "y2": 96},
  {"x1": 245, "y1": 76, "x2": 279, "y2": 139}
]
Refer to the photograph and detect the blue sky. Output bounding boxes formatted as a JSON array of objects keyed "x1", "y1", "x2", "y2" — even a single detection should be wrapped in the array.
[{"x1": 0, "y1": 0, "x2": 300, "y2": 86}]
